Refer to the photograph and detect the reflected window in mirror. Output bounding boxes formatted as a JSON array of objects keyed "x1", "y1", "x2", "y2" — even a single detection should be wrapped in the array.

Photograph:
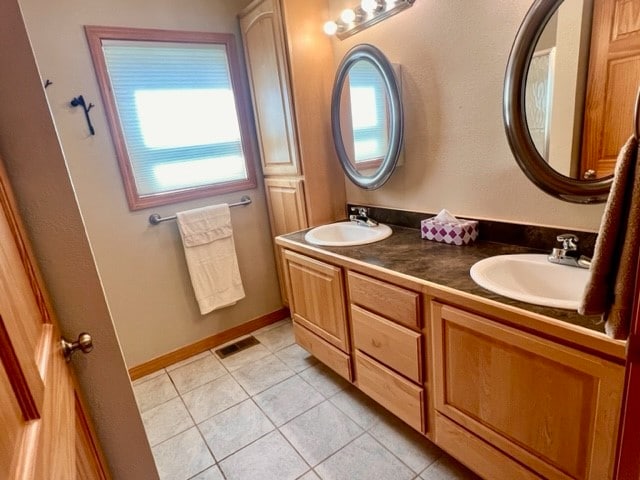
[{"x1": 340, "y1": 60, "x2": 391, "y2": 171}]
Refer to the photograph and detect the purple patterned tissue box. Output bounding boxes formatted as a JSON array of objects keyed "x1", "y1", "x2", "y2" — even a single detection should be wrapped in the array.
[{"x1": 421, "y1": 217, "x2": 479, "y2": 245}]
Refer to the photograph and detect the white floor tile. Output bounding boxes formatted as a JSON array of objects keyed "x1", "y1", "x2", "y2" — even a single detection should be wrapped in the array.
[
  {"x1": 151, "y1": 427, "x2": 214, "y2": 480},
  {"x1": 139, "y1": 327, "x2": 479, "y2": 480},
  {"x1": 166, "y1": 351, "x2": 212, "y2": 372},
  {"x1": 298, "y1": 363, "x2": 349, "y2": 398},
  {"x1": 329, "y1": 386, "x2": 388, "y2": 430},
  {"x1": 219, "y1": 430, "x2": 308, "y2": 480},
  {"x1": 315, "y1": 433, "x2": 415, "y2": 480},
  {"x1": 275, "y1": 343, "x2": 318, "y2": 372},
  {"x1": 182, "y1": 374, "x2": 248, "y2": 423},
  {"x1": 297, "y1": 470, "x2": 321, "y2": 480},
  {"x1": 168, "y1": 354, "x2": 227, "y2": 395},
  {"x1": 280, "y1": 401, "x2": 363, "y2": 466},
  {"x1": 369, "y1": 415, "x2": 442, "y2": 473},
  {"x1": 141, "y1": 396, "x2": 194, "y2": 446},
  {"x1": 254, "y1": 375, "x2": 324, "y2": 426},
  {"x1": 133, "y1": 372, "x2": 178, "y2": 413},
  {"x1": 189, "y1": 465, "x2": 225, "y2": 480},
  {"x1": 420, "y1": 455, "x2": 481, "y2": 480},
  {"x1": 132, "y1": 369, "x2": 165, "y2": 386},
  {"x1": 254, "y1": 320, "x2": 295, "y2": 352},
  {"x1": 199, "y1": 399, "x2": 274, "y2": 461},
  {"x1": 231, "y1": 354, "x2": 295, "y2": 396}
]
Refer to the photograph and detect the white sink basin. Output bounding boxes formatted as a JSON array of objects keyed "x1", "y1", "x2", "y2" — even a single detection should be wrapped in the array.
[
  {"x1": 304, "y1": 221, "x2": 392, "y2": 246},
  {"x1": 470, "y1": 254, "x2": 590, "y2": 310}
]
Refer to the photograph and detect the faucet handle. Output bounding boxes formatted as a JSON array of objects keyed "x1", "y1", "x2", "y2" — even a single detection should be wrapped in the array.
[
  {"x1": 350, "y1": 206, "x2": 368, "y2": 216},
  {"x1": 556, "y1": 233, "x2": 578, "y2": 251}
]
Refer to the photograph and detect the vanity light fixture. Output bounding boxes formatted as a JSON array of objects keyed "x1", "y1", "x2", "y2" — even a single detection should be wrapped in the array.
[{"x1": 324, "y1": 0, "x2": 415, "y2": 39}]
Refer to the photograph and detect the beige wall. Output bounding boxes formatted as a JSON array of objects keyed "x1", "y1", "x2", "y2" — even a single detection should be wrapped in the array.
[
  {"x1": 17, "y1": 0, "x2": 282, "y2": 367},
  {"x1": 329, "y1": 0, "x2": 605, "y2": 231}
]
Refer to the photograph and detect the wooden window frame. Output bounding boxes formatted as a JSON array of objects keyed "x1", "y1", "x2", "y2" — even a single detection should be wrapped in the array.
[{"x1": 85, "y1": 26, "x2": 257, "y2": 211}]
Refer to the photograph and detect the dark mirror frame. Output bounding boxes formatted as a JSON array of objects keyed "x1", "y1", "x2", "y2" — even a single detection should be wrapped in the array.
[
  {"x1": 331, "y1": 44, "x2": 404, "y2": 190},
  {"x1": 503, "y1": 0, "x2": 611, "y2": 204}
]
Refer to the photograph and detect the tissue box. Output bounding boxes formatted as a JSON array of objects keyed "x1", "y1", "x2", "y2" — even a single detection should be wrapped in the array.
[{"x1": 421, "y1": 217, "x2": 479, "y2": 245}]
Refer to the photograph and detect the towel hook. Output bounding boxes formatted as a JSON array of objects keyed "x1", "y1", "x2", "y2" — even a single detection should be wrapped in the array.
[
  {"x1": 634, "y1": 87, "x2": 640, "y2": 141},
  {"x1": 70, "y1": 95, "x2": 96, "y2": 136}
]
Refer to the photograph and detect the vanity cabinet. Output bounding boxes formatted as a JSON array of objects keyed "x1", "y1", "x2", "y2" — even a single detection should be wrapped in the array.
[
  {"x1": 239, "y1": 0, "x2": 346, "y2": 302},
  {"x1": 277, "y1": 238, "x2": 625, "y2": 480},
  {"x1": 431, "y1": 302, "x2": 624, "y2": 480}
]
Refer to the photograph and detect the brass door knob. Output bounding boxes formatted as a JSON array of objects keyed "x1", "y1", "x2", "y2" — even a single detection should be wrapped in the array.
[{"x1": 61, "y1": 333, "x2": 93, "y2": 362}]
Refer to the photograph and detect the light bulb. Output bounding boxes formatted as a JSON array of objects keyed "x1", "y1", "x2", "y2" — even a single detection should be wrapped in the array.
[
  {"x1": 323, "y1": 20, "x2": 339, "y2": 35},
  {"x1": 340, "y1": 8, "x2": 356, "y2": 24},
  {"x1": 361, "y1": 0, "x2": 379, "y2": 13}
]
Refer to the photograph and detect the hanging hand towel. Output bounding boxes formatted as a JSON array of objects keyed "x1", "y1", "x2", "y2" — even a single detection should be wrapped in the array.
[
  {"x1": 176, "y1": 204, "x2": 245, "y2": 315},
  {"x1": 579, "y1": 135, "x2": 640, "y2": 339}
]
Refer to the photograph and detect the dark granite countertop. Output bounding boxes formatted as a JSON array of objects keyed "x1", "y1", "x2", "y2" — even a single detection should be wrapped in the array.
[{"x1": 279, "y1": 225, "x2": 606, "y2": 334}]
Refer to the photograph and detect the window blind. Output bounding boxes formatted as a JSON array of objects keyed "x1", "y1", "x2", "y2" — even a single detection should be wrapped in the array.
[
  {"x1": 348, "y1": 61, "x2": 390, "y2": 162},
  {"x1": 102, "y1": 40, "x2": 248, "y2": 195}
]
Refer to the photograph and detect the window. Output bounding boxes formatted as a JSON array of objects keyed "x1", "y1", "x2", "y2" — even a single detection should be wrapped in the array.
[
  {"x1": 348, "y1": 61, "x2": 390, "y2": 166},
  {"x1": 85, "y1": 27, "x2": 257, "y2": 210}
]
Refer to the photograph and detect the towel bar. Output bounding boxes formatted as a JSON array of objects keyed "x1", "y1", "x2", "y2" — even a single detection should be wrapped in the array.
[{"x1": 148, "y1": 195, "x2": 252, "y2": 225}]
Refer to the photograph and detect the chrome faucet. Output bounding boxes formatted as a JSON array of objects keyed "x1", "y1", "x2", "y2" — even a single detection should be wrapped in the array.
[
  {"x1": 349, "y1": 207, "x2": 379, "y2": 227},
  {"x1": 548, "y1": 233, "x2": 591, "y2": 269}
]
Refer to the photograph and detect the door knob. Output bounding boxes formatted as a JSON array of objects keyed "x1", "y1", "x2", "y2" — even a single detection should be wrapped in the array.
[
  {"x1": 583, "y1": 169, "x2": 596, "y2": 179},
  {"x1": 61, "y1": 333, "x2": 93, "y2": 362}
]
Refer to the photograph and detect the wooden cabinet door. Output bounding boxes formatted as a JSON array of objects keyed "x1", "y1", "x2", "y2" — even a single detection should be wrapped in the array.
[
  {"x1": 239, "y1": 0, "x2": 301, "y2": 176},
  {"x1": 264, "y1": 177, "x2": 308, "y2": 237},
  {"x1": 581, "y1": 0, "x2": 640, "y2": 178},
  {"x1": 265, "y1": 177, "x2": 308, "y2": 304},
  {"x1": 283, "y1": 250, "x2": 349, "y2": 352},
  {"x1": 0, "y1": 166, "x2": 108, "y2": 479},
  {"x1": 431, "y1": 302, "x2": 623, "y2": 480}
]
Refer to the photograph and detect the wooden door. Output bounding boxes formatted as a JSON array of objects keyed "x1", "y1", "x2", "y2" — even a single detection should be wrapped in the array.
[
  {"x1": 581, "y1": 0, "x2": 640, "y2": 178},
  {"x1": 239, "y1": 0, "x2": 301, "y2": 177},
  {"x1": 283, "y1": 250, "x2": 349, "y2": 352},
  {"x1": 614, "y1": 251, "x2": 640, "y2": 479},
  {"x1": 431, "y1": 302, "x2": 624, "y2": 480},
  {"x1": 0, "y1": 163, "x2": 108, "y2": 479}
]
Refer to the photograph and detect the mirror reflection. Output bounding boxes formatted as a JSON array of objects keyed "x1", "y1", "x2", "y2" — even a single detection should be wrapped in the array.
[
  {"x1": 525, "y1": 0, "x2": 592, "y2": 178},
  {"x1": 338, "y1": 59, "x2": 391, "y2": 176},
  {"x1": 331, "y1": 43, "x2": 403, "y2": 190},
  {"x1": 525, "y1": 0, "x2": 635, "y2": 181}
]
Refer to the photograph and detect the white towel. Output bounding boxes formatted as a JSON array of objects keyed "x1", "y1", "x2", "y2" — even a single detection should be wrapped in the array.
[{"x1": 176, "y1": 204, "x2": 245, "y2": 314}]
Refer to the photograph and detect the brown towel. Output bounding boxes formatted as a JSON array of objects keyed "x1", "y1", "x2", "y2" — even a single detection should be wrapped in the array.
[{"x1": 579, "y1": 135, "x2": 640, "y2": 339}]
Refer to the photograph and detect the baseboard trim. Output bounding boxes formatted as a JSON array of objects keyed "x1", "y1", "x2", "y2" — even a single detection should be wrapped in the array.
[{"x1": 128, "y1": 307, "x2": 290, "y2": 381}]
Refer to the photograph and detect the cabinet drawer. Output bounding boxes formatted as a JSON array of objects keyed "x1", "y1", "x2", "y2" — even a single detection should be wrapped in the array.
[
  {"x1": 347, "y1": 271, "x2": 420, "y2": 329},
  {"x1": 293, "y1": 321, "x2": 352, "y2": 382},
  {"x1": 351, "y1": 305, "x2": 422, "y2": 383},
  {"x1": 354, "y1": 351, "x2": 424, "y2": 433}
]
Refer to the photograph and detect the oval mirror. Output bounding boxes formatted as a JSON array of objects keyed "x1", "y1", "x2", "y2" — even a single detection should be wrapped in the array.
[
  {"x1": 504, "y1": 0, "x2": 623, "y2": 203},
  {"x1": 331, "y1": 44, "x2": 404, "y2": 190}
]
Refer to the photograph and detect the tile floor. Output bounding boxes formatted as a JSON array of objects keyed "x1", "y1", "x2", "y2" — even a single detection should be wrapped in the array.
[{"x1": 132, "y1": 319, "x2": 480, "y2": 480}]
